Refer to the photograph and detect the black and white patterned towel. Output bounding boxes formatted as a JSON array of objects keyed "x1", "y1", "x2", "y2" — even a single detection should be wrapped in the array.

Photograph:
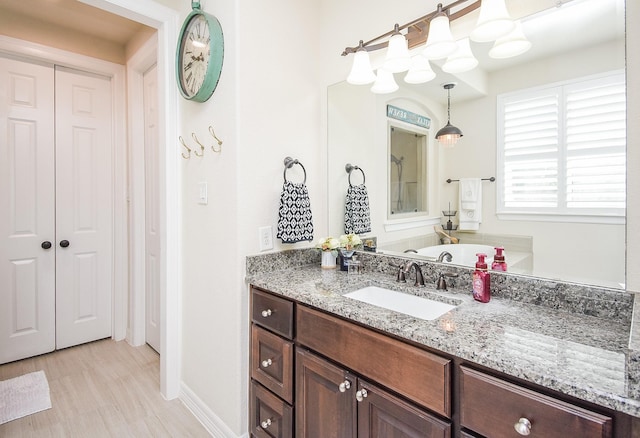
[
  {"x1": 344, "y1": 184, "x2": 371, "y2": 234},
  {"x1": 277, "y1": 181, "x2": 314, "y2": 243}
]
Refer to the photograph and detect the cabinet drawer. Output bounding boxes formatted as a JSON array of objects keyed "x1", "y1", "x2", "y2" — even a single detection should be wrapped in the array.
[
  {"x1": 297, "y1": 305, "x2": 451, "y2": 418},
  {"x1": 251, "y1": 287, "x2": 294, "y2": 339},
  {"x1": 460, "y1": 366, "x2": 612, "y2": 438},
  {"x1": 250, "y1": 381, "x2": 293, "y2": 438},
  {"x1": 251, "y1": 325, "x2": 294, "y2": 404}
]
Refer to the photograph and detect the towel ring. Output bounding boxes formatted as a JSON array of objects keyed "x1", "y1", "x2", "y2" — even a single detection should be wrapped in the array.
[
  {"x1": 345, "y1": 163, "x2": 366, "y2": 186},
  {"x1": 283, "y1": 157, "x2": 307, "y2": 184}
]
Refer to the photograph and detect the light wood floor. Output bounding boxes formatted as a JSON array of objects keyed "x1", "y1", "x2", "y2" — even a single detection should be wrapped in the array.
[{"x1": 0, "y1": 339, "x2": 210, "y2": 437}]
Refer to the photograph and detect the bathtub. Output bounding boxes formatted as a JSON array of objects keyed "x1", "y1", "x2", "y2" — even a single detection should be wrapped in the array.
[{"x1": 416, "y1": 244, "x2": 496, "y2": 267}]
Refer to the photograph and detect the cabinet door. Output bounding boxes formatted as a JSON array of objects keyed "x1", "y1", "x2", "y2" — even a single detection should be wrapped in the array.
[
  {"x1": 296, "y1": 348, "x2": 357, "y2": 438},
  {"x1": 357, "y1": 380, "x2": 451, "y2": 438}
]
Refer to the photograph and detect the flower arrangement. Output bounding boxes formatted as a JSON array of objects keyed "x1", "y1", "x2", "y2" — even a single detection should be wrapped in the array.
[
  {"x1": 316, "y1": 237, "x2": 340, "y2": 254},
  {"x1": 339, "y1": 233, "x2": 362, "y2": 251}
]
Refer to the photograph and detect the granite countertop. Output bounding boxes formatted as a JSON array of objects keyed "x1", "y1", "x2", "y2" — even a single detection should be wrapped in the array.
[{"x1": 247, "y1": 261, "x2": 640, "y2": 418}]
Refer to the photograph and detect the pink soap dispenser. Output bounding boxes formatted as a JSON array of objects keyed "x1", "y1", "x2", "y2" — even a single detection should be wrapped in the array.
[
  {"x1": 472, "y1": 253, "x2": 491, "y2": 303},
  {"x1": 491, "y1": 247, "x2": 507, "y2": 272}
]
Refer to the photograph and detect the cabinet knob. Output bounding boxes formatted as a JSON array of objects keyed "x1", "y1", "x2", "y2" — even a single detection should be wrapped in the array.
[
  {"x1": 355, "y1": 388, "x2": 368, "y2": 402},
  {"x1": 338, "y1": 380, "x2": 351, "y2": 392},
  {"x1": 261, "y1": 309, "x2": 272, "y2": 317},
  {"x1": 41, "y1": 241, "x2": 52, "y2": 249},
  {"x1": 261, "y1": 358, "x2": 273, "y2": 368},
  {"x1": 59, "y1": 240, "x2": 70, "y2": 248},
  {"x1": 260, "y1": 418, "x2": 272, "y2": 429},
  {"x1": 514, "y1": 417, "x2": 532, "y2": 436}
]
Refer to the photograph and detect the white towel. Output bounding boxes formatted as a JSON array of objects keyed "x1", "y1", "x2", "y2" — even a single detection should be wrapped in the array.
[{"x1": 459, "y1": 178, "x2": 482, "y2": 231}]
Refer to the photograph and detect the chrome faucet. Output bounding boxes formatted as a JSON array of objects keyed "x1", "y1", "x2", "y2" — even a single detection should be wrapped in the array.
[
  {"x1": 437, "y1": 251, "x2": 453, "y2": 262},
  {"x1": 402, "y1": 261, "x2": 425, "y2": 287}
]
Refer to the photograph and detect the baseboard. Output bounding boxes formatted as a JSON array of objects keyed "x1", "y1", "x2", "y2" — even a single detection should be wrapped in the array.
[{"x1": 179, "y1": 382, "x2": 246, "y2": 438}]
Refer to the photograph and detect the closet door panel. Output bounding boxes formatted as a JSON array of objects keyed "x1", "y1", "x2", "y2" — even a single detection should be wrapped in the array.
[
  {"x1": 54, "y1": 66, "x2": 113, "y2": 349},
  {"x1": 0, "y1": 56, "x2": 56, "y2": 364}
]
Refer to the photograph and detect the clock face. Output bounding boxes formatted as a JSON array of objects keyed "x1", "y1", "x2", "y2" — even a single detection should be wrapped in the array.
[{"x1": 179, "y1": 14, "x2": 211, "y2": 98}]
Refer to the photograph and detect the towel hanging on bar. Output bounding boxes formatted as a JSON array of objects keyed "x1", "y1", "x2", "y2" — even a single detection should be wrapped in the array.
[
  {"x1": 459, "y1": 178, "x2": 482, "y2": 231},
  {"x1": 344, "y1": 164, "x2": 370, "y2": 234},
  {"x1": 277, "y1": 158, "x2": 314, "y2": 243},
  {"x1": 344, "y1": 184, "x2": 371, "y2": 234}
]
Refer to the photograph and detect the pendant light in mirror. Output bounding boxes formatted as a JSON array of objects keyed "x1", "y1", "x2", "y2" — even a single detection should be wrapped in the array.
[
  {"x1": 371, "y1": 69, "x2": 399, "y2": 94},
  {"x1": 404, "y1": 55, "x2": 436, "y2": 84},
  {"x1": 436, "y1": 83, "x2": 463, "y2": 147},
  {"x1": 489, "y1": 21, "x2": 532, "y2": 59},
  {"x1": 442, "y1": 38, "x2": 478, "y2": 73},
  {"x1": 470, "y1": 0, "x2": 515, "y2": 42}
]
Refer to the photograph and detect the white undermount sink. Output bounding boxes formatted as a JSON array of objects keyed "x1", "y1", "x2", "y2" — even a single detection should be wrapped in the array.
[{"x1": 344, "y1": 286, "x2": 456, "y2": 321}]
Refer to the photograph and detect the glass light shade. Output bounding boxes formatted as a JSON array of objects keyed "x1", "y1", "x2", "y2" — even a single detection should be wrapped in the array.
[
  {"x1": 347, "y1": 49, "x2": 376, "y2": 85},
  {"x1": 436, "y1": 123, "x2": 463, "y2": 147},
  {"x1": 384, "y1": 32, "x2": 411, "y2": 73},
  {"x1": 404, "y1": 56, "x2": 436, "y2": 84},
  {"x1": 470, "y1": 0, "x2": 515, "y2": 42},
  {"x1": 371, "y1": 69, "x2": 398, "y2": 94},
  {"x1": 442, "y1": 38, "x2": 478, "y2": 73},
  {"x1": 423, "y1": 14, "x2": 458, "y2": 60},
  {"x1": 489, "y1": 22, "x2": 532, "y2": 59}
]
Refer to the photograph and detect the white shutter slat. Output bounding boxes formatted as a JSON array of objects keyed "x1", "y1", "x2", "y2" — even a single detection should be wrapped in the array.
[{"x1": 498, "y1": 71, "x2": 625, "y2": 217}]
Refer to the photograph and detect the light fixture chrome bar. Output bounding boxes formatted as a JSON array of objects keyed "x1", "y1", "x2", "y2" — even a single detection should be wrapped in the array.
[{"x1": 341, "y1": 0, "x2": 480, "y2": 56}]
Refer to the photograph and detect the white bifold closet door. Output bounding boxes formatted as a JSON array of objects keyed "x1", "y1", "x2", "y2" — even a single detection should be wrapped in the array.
[{"x1": 0, "y1": 57, "x2": 113, "y2": 364}]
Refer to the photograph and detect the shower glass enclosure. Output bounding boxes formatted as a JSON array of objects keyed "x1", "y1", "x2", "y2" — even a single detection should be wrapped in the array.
[{"x1": 389, "y1": 126, "x2": 427, "y2": 217}]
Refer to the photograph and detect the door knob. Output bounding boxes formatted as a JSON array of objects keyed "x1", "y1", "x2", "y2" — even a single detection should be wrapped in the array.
[
  {"x1": 41, "y1": 241, "x2": 52, "y2": 249},
  {"x1": 59, "y1": 240, "x2": 70, "y2": 248}
]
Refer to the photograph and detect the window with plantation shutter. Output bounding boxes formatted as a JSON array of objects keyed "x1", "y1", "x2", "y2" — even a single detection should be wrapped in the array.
[{"x1": 497, "y1": 71, "x2": 625, "y2": 223}]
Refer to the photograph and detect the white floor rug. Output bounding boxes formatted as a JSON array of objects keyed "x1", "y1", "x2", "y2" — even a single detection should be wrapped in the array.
[{"x1": 0, "y1": 370, "x2": 52, "y2": 425}]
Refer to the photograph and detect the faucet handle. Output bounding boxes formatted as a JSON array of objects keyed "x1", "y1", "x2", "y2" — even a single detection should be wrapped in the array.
[{"x1": 396, "y1": 265, "x2": 407, "y2": 283}]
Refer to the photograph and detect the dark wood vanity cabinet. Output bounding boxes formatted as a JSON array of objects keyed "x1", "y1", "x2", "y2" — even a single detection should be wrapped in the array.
[{"x1": 249, "y1": 285, "x2": 627, "y2": 438}]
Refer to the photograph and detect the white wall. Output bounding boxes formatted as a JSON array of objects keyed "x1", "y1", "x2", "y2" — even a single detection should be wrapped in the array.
[{"x1": 177, "y1": 0, "x2": 321, "y2": 435}]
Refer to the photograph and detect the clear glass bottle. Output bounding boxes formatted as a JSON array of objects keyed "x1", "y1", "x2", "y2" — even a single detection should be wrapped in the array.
[{"x1": 472, "y1": 253, "x2": 491, "y2": 303}]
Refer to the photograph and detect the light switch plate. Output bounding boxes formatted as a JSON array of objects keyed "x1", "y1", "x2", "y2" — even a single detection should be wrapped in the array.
[
  {"x1": 259, "y1": 226, "x2": 273, "y2": 251},
  {"x1": 197, "y1": 182, "x2": 208, "y2": 205}
]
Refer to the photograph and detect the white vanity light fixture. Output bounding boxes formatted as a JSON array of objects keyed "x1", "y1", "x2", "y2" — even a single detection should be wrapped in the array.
[
  {"x1": 384, "y1": 24, "x2": 411, "y2": 73},
  {"x1": 469, "y1": 0, "x2": 515, "y2": 42},
  {"x1": 442, "y1": 38, "x2": 478, "y2": 73},
  {"x1": 404, "y1": 55, "x2": 436, "y2": 84},
  {"x1": 347, "y1": 41, "x2": 377, "y2": 85},
  {"x1": 422, "y1": 4, "x2": 458, "y2": 60},
  {"x1": 371, "y1": 68, "x2": 399, "y2": 94},
  {"x1": 341, "y1": 0, "x2": 531, "y2": 91},
  {"x1": 489, "y1": 21, "x2": 531, "y2": 59},
  {"x1": 436, "y1": 83, "x2": 463, "y2": 147}
]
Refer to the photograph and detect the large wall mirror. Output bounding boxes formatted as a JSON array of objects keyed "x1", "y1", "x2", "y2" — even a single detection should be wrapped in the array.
[{"x1": 327, "y1": 0, "x2": 626, "y2": 289}]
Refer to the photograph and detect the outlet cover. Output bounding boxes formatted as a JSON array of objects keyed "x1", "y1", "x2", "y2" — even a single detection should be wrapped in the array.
[{"x1": 259, "y1": 226, "x2": 273, "y2": 251}]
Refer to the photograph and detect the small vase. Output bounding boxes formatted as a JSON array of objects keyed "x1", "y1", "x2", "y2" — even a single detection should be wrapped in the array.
[{"x1": 321, "y1": 251, "x2": 337, "y2": 269}]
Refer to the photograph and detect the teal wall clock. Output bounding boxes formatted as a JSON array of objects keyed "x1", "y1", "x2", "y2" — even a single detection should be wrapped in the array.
[{"x1": 176, "y1": 1, "x2": 224, "y2": 102}]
